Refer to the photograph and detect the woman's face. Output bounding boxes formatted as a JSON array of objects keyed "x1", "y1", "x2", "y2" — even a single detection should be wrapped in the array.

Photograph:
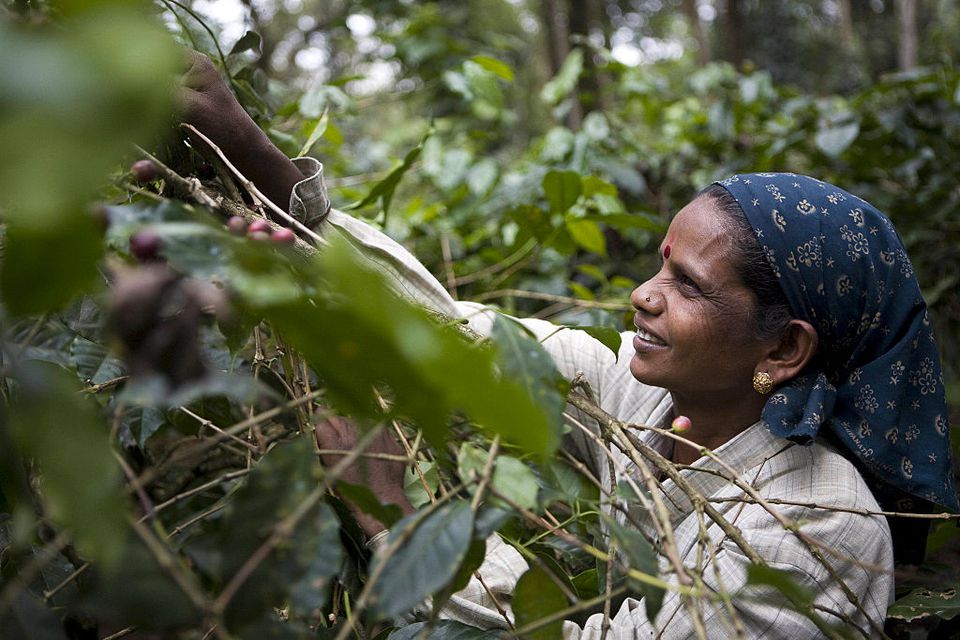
[{"x1": 629, "y1": 196, "x2": 772, "y2": 399}]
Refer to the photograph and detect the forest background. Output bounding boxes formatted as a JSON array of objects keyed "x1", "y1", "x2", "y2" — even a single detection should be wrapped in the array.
[{"x1": 2, "y1": 0, "x2": 960, "y2": 639}]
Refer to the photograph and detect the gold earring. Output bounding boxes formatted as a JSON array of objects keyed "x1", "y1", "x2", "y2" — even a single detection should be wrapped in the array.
[{"x1": 752, "y1": 371, "x2": 774, "y2": 395}]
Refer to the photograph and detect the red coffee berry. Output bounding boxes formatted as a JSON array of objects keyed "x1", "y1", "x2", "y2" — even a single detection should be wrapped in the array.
[
  {"x1": 248, "y1": 230, "x2": 271, "y2": 242},
  {"x1": 670, "y1": 415, "x2": 692, "y2": 434},
  {"x1": 271, "y1": 228, "x2": 296, "y2": 244},
  {"x1": 129, "y1": 230, "x2": 162, "y2": 262},
  {"x1": 131, "y1": 159, "x2": 159, "y2": 183},
  {"x1": 227, "y1": 216, "x2": 247, "y2": 235},
  {"x1": 247, "y1": 220, "x2": 271, "y2": 236}
]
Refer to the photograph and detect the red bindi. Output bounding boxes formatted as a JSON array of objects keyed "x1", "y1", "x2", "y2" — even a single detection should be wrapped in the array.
[{"x1": 663, "y1": 245, "x2": 671, "y2": 259}]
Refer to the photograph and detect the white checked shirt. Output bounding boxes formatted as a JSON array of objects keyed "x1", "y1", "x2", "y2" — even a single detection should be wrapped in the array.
[{"x1": 290, "y1": 159, "x2": 895, "y2": 638}]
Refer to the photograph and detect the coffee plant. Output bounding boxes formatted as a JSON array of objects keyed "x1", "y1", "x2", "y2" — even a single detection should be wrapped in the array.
[{"x1": 2, "y1": 1, "x2": 959, "y2": 638}]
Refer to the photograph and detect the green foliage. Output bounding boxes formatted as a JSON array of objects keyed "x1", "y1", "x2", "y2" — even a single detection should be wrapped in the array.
[
  {"x1": 0, "y1": 1, "x2": 178, "y2": 314},
  {"x1": 8, "y1": 363, "x2": 127, "y2": 569},
  {"x1": 2, "y1": 2, "x2": 959, "y2": 638},
  {"x1": 888, "y1": 586, "x2": 960, "y2": 622},
  {"x1": 512, "y1": 564, "x2": 569, "y2": 638},
  {"x1": 368, "y1": 501, "x2": 474, "y2": 618}
]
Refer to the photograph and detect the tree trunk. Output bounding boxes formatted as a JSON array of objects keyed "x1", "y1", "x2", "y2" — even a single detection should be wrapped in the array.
[
  {"x1": 540, "y1": 0, "x2": 569, "y2": 77},
  {"x1": 837, "y1": 0, "x2": 856, "y2": 45},
  {"x1": 896, "y1": 0, "x2": 918, "y2": 71},
  {"x1": 724, "y1": 0, "x2": 743, "y2": 68},
  {"x1": 682, "y1": 0, "x2": 710, "y2": 64},
  {"x1": 568, "y1": 0, "x2": 608, "y2": 115}
]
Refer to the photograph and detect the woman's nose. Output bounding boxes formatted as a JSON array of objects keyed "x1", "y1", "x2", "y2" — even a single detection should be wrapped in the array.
[{"x1": 630, "y1": 282, "x2": 663, "y2": 313}]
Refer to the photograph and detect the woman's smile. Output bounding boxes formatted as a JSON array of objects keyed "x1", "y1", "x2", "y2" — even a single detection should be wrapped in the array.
[{"x1": 633, "y1": 319, "x2": 668, "y2": 349}]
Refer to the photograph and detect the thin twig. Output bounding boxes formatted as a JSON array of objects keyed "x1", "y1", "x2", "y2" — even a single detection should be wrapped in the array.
[
  {"x1": 211, "y1": 425, "x2": 387, "y2": 616},
  {"x1": 453, "y1": 238, "x2": 537, "y2": 286},
  {"x1": 473, "y1": 289, "x2": 631, "y2": 311},
  {"x1": 0, "y1": 531, "x2": 70, "y2": 616},
  {"x1": 180, "y1": 406, "x2": 259, "y2": 453},
  {"x1": 128, "y1": 516, "x2": 210, "y2": 612},
  {"x1": 181, "y1": 123, "x2": 326, "y2": 247}
]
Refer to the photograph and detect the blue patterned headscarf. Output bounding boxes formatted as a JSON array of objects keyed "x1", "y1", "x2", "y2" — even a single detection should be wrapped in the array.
[{"x1": 715, "y1": 173, "x2": 958, "y2": 512}]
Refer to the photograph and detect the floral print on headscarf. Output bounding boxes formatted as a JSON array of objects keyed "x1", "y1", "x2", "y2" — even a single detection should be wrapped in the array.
[{"x1": 715, "y1": 173, "x2": 958, "y2": 511}]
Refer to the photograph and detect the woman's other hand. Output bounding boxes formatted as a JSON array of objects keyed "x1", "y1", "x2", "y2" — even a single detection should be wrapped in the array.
[{"x1": 315, "y1": 416, "x2": 416, "y2": 537}]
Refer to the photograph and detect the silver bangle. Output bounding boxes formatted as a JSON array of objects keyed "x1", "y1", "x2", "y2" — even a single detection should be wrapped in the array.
[{"x1": 365, "y1": 529, "x2": 390, "y2": 550}]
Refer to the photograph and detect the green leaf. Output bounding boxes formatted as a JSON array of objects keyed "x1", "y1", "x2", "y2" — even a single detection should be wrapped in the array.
[
  {"x1": 298, "y1": 85, "x2": 351, "y2": 118},
  {"x1": 449, "y1": 538, "x2": 489, "y2": 593},
  {"x1": 298, "y1": 109, "x2": 329, "y2": 158},
  {"x1": 513, "y1": 565, "x2": 569, "y2": 639},
  {"x1": 490, "y1": 315, "x2": 569, "y2": 430},
  {"x1": 82, "y1": 534, "x2": 201, "y2": 630},
  {"x1": 127, "y1": 406, "x2": 167, "y2": 447},
  {"x1": 346, "y1": 136, "x2": 426, "y2": 217},
  {"x1": 404, "y1": 460, "x2": 439, "y2": 508},
  {"x1": 541, "y1": 127, "x2": 575, "y2": 162},
  {"x1": 459, "y1": 445, "x2": 540, "y2": 512},
  {"x1": 542, "y1": 170, "x2": 582, "y2": 213},
  {"x1": 492, "y1": 456, "x2": 539, "y2": 510},
  {"x1": 369, "y1": 501, "x2": 474, "y2": 617},
  {"x1": 565, "y1": 217, "x2": 607, "y2": 255},
  {"x1": 470, "y1": 56, "x2": 514, "y2": 82},
  {"x1": 0, "y1": 590, "x2": 67, "y2": 640},
  {"x1": 229, "y1": 30, "x2": 262, "y2": 56},
  {"x1": 607, "y1": 519, "x2": 663, "y2": 620},
  {"x1": 744, "y1": 564, "x2": 814, "y2": 610},
  {"x1": 388, "y1": 620, "x2": 503, "y2": 639},
  {"x1": 815, "y1": 121, "x2": 860, "y2": 157},
  {"x1": 572, "y1": 568, "x2": 600, "y2": 600},
  {"x1": 253, "y1": 237, "x2": 561, "y2": 457},
  {"x1": 562, "y1": 325, "x2": 621, "y2": 362},
  {"x1": 888, "y1": 585, "x2": 960, "y2": 622},
  {"x1": 69, "y1": 336, "x2": 124, "y2": 386},
  {"x1": 457, "y1": 443, "x2": 489, "y2": 484},
  {"x1": 568, "y1": 281, "x2": 595, "y2": 301},
  {"x1": 337, "y1": 481, "x2": 404, "y2": 529},
  {"x1": 219, "y1": 439, "x2": 342, "y2": 629},
  {"x1": 1, "y1": 218, "x2": 103, "y2": 316},
  {"x1": 8, "y1": 363, "x2": 126, "y2": 569},
  {"x1": 286, "y1": 504, "x2": 344, "y2": 617},
  {"x1": 541, "y1": 49, "x2": 583, "y2": 105}
]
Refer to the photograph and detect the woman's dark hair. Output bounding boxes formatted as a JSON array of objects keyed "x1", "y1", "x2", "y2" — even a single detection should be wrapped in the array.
[{"x1": 698, "y1": 184, "x2": 794, "y2": 341}]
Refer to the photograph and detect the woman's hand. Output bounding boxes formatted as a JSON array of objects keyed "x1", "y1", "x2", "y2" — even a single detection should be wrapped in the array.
[
  {"x1": 315, "y1": 416, "x2": 416, "y2": 537},
  {"x1": 179, "y1": 51, "x2": 260, "y2": 160},
  {"x1": 177, "y1": 50, "x2": 305, "y2": 212}
]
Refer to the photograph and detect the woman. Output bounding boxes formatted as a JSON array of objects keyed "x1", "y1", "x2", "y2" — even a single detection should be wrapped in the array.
[{"x1": 179, "y1": 54, "x2": 957, "y2": 637}]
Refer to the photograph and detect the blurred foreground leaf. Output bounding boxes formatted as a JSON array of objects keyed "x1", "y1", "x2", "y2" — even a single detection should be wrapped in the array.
[
  {"x1": 246, "y1": 237, "x2": 561, "y2": 457},
  {"x1": 8, "y1": 363, "x2": 126, "y2": 568}
]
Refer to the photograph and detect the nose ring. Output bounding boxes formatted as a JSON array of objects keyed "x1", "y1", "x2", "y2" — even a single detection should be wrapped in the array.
[{"x1": 645, "y1": 296, "x2": 651, "y2": 302}]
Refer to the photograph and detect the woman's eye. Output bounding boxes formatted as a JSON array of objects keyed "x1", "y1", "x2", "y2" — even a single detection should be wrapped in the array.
[{"x1": 677, "y1": 274, "x2": 701, "y2": 292}]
